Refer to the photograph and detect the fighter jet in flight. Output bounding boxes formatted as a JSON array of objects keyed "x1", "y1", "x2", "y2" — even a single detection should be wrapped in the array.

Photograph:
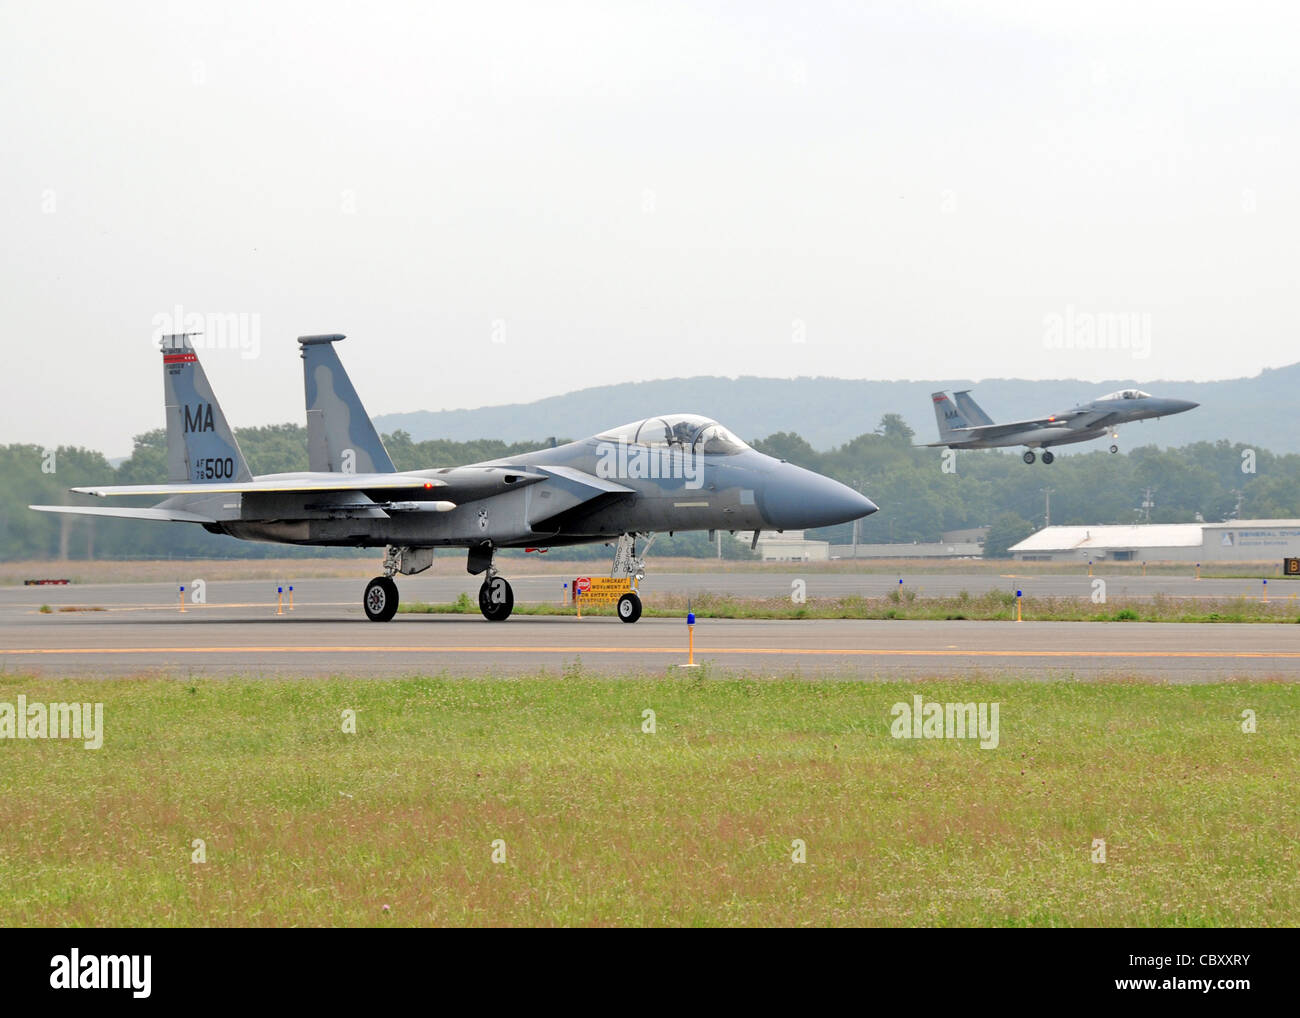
[
  {"x1": 926, "y1": 388, "x2": 1199, "y2": 463},
  {"x1": 31, "y1": 334, "x2": 877, "y2": 621}
]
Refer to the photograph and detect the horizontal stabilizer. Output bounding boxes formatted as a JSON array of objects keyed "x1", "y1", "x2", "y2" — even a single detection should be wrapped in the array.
[
  {"x1": 70, "y1": 473, "x2": 446, "y2": 498},
  {"x1": 29, "y1": 504, "x2": 218, "y2": 524}
]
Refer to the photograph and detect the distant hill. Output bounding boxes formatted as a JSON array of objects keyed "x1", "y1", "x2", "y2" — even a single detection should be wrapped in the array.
[{"x1": 375, "y1": 363, "x2": 1300, "y2": 453}]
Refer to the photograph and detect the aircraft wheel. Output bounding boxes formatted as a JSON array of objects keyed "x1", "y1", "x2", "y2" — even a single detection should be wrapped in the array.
[
  {"x1": 1109, "y1": 444, "x2": 1119, "y2": 454},
  {"x1": 1022, "y1": 450, "x2": 1036, "y2": 464},
  {"x1": 479, "y1": 577, "x2": 514, "y2": 621},
  {"x1": 364, "y1": 576, "x2": 399, "y2": 622},
  {"x1": 1041, "y1": 451, "x2": 1055, "y2": 464},
  {"x1": 617, "y1": 592, "x2": 642, "y2": 623}
]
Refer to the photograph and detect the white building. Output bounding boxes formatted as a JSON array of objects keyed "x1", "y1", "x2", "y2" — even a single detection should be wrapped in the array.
[
  {"x1": 829, "y1": 540, "x2": 985, "y2": 560},
  {"x1": 830, "y1": 527, "x2": 988, "y2": 559},
  {"x1": 1009, "y1": 520, "x2": 1300, "y2": 563},
  {"x1": 742, "y1": 530, "x2": 830, "y2": 562}
]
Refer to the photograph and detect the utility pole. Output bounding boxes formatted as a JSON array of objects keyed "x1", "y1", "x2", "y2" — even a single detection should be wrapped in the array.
[
  {"x1": 850, "y1": 476, "x2": 867, "y2": 557},
  {"x1": 1139, "y1": 487, "x2": 1156, "y2": 524},
  {"x1": 1042, "y1": 487, "x2": 1054, "y2": 529},
  {"x1": 1230, "y1": 489, "x2": 1244, "y2": 521}
]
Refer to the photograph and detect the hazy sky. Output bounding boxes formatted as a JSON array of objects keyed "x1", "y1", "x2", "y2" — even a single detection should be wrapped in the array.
[{"x1": 3, "y1": 1, "x2": 1297, "y2": 456}]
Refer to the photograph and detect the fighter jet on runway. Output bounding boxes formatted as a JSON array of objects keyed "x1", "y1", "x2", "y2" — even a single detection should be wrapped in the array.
[
  {"x1": 31, "y1": 335, "x2": 877, "y2": 622},
  {"x1": 926, "y1": 388, "x2": 1199, "y2": 463}
]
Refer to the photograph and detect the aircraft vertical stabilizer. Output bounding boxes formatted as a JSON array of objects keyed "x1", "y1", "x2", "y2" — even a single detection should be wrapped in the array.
[
  {"x1": 161, "y1": 333, "x2": 253, "y2": 484},
  {"x1": 952, "y1": 390, "x2": 994, "y2": 426},
  {"x1": 931, "y1": 391, "x2": 970, "y2": 440},
  {"x1": 300, "y1": 334, "x2": 396, "y2": 474}
]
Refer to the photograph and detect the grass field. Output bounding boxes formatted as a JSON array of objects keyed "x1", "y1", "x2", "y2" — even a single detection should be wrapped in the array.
[
  {"x1": 402, "y1": 589, "x2": 1300, "y2": 623},
  {"x1": 0, "y1": 672, "x2": 1294, "y2": 926}
]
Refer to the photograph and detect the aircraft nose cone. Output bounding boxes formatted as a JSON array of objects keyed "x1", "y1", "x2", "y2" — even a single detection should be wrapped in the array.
[{"x1": 759, "y1": 464, "x2": 878, "y2": 529}]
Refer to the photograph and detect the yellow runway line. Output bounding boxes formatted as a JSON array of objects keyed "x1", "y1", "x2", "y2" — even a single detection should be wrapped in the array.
[
  {"x1": 3, "y1": 645, "x2": 1300, "y2": 659},
  {"x1": 26, "y1": 602, "x2": 357, "y2": 613}
]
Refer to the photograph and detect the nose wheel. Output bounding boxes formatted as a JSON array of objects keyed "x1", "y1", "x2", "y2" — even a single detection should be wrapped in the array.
[
  {"x1": 479, "y1": 576, "x2": 514, "y2": 621},
  {"x1": 363, "y1": 576, "x2": 399, "y2": 622},
  {"x1": 1109, "y1": 444, "x2": 1119, "y2": 454},
  {"x1": 617, "y1": 592, "x2": 642, "y2": 623}
]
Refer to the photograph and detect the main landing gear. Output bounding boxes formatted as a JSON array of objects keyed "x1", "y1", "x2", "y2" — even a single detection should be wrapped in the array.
[
  {"x1": 364, "y1": 545, "x2": 436, "y2": 622},
  {"x1": 467, "y1": 542, "x2": 514, "y2": 621},
  {"x1": 364, "y1": 576, "x2": 399, "y2": 622},
  {"x1": 478, "y1": 573, "x2": 514, "y2": 621},
  {"x1": 1022, "y1": 450, "x2": 1055, "y2": 464}
]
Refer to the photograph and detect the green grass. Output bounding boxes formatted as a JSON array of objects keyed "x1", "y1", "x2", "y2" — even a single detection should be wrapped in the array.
[
  {"x1": 401, "y1": 589, "x2": 1300, "y2": 623},
  {"x1": 0, "y1": 672, "x2": 1294, "y2": 927}
]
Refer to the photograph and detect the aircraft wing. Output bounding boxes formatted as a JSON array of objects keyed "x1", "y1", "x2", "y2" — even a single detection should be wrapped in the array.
[{"x1": 930, "y1": 410, "x2": 1091, "y2": 443}]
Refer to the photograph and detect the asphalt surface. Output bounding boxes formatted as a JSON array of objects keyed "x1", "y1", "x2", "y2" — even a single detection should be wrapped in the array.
[
  {"x1": 2, "y1": 574, "x2": 1299, "y2": 680},
  {"x1": 2, "y1": 570, "x2": 1293, "y2": 607}
]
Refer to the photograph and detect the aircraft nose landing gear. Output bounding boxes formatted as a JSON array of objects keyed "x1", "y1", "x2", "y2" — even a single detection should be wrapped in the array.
[{"x1": 617, "y1": 592, "x2": 642, "y2": 623}]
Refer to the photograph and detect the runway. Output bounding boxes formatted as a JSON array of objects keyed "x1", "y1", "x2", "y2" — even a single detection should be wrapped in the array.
[
  {"x1": 2, "y1": 569, "x2": 1292, "y2": 607},
  {"x1": 3, "y1": 577, "x2": 1299, "y2": 679}
]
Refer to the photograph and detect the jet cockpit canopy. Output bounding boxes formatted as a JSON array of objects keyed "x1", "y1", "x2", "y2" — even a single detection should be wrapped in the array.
[
  {"x1": 1099, "y1": 389, "x2": 1152, "y2": 401},
  {"x1": 597, "y1": 414, "x2": 750, "y2": 454}
]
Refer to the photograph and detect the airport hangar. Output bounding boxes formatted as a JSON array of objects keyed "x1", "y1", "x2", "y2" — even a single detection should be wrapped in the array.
[{"x1": 1009, "y1": 519, "x2": 1300, "y2": 563}]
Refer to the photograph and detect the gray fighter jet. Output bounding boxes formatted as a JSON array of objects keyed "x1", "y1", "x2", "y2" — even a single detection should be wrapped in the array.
[
  {"x1": 926, "y1": 388, "x2": 1199, "y2": 464},
  {"x1": 31, "y1": 334, "x2": 877, "y2": 622}
]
